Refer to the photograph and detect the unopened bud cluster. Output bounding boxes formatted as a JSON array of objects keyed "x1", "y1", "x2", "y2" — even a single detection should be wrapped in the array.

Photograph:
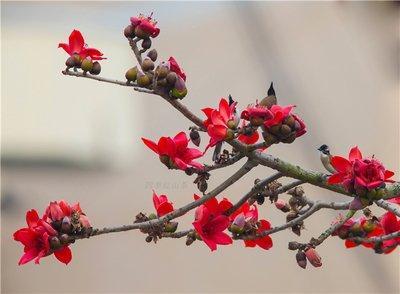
[{"x1": 65, "y1": 55, "x2": 102, "y2": 75}]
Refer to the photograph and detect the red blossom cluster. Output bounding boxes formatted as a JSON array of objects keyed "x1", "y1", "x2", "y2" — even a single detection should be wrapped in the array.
[
  {"x1": 328, "y1": 146, "x2": 395, "y2": 197},
  {"x1": 13, "y1": 201, "x2": 91, "y2": 265},
  {"x1": 333, "y1": 198, "x2": 400, "y2": 254}
]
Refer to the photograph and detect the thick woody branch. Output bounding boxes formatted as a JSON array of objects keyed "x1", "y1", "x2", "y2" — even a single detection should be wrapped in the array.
[{"x1": 375, "y1": 199, "x2": 400, "y2": 217}]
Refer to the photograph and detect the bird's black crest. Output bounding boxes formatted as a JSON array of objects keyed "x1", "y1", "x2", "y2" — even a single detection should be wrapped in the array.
[{"x1": 267, "y1": 82, "x2": 275, "y2": 96}]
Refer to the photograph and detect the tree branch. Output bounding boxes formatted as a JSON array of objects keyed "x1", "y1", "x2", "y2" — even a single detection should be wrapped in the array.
[{"x1": 375, "y1": 199, "x2": 400, "y2": 217}]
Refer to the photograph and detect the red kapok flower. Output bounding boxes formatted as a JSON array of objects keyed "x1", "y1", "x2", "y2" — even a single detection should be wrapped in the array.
[
  {"x1": 152, "y1": 191, "x2": 174, "y2": 217},
  {"x1": 328, "y1": 146, "x2": 395, "y2": 192},
  {"x1": 202, "y1": 98, "x2": 239, "y2": 149},
  {"x1": 130, "y1": 13, "x2": 160, "y2": 38},
  {"x1": 229, "y1": 203, "x2": 273, "y2": 250},
  {"x1": 43, "y1": 200, "x2": 91, "y2": 229},
  {"x1": 192, "y1": 195, "x2": 233, "y2": 251},
  {"x1": 13, "y1": 209, "x2": 72, "y2": 265},
  {"x1": 168, "y1": 57, "x2": 186, "y2": 81},
  {"x1": 379, "y1": 211, "x2": 400, "y2": 254},
  {"x1": 241, "y1": 103, "x2": 273, "y2": 126},
  {"x1": 58, "y1": 30, "x2": 105, "y2": 60},
  {"x1": 262, "y1": 104, "x2": 306, "y2": 144},
  {"x1": 142, "y1": 131, "x2": 203, "y2": 171}
]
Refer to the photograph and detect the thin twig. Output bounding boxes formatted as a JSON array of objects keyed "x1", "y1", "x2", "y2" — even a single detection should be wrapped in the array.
[
  {"x1": 347, "y1": 231, "x2": 400, "y2": 243},
  {"x1": 225, "y1": 172, "x2": 283, "y2": 216}
]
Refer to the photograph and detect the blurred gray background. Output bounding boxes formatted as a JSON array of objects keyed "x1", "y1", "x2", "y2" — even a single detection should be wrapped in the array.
[{"x1": 2, "y1": 1, "x2": 399, "y2": 293}]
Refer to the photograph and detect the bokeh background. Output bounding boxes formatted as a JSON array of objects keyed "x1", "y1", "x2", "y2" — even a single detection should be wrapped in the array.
[{"x1": 2, "y1": 1, "x2": 399, "y2": 293}]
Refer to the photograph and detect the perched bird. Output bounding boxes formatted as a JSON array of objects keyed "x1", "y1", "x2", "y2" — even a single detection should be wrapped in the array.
[{"x1": 317, "y1": 144, "x2": 336, "y2": 174}]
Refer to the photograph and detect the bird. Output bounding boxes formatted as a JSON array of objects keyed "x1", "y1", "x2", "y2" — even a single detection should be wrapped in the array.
[{"x1": 317, "y1": 144, "x2": 336, "y2": 174}]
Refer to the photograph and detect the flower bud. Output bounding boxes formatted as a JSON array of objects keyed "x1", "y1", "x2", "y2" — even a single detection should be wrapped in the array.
[
  {"x1": 275, "y1": 199, "x2": 290, "y2": 212},
  {"x1": 81, "y1": 57, "x2": 93, "y2": 72},
  {"x1": 269, "y1": 124, "x2": 281, "y2": 135},
  {"x1": 147, "y1": 49, "x2": 158, "y2": 62},
  {"x1": 65, "y1": 57, "x2": 77, "y2": 68},
  {"x1": 350, "y1": 223, "x2": 363, "y2": 236},
  {"x1": 296, "y1": 250, "x2": 307, "y2": 269},
  {"x1": 197, "y1": 180, "x2": 208, "y2": 193},
  {"x1": 59, "y1": 234, "x2": 70, "y2": 245},
  {"x1": 225, "y1": 129, "x2": 235, "y2": 141},
  {"x1": 284, "y1": 115, "x2": 295, "y2": 128},
  {"x1": 137, "y1": 70, "x2": 151, "y2": 87},
  {"x1": 141, "y1": 38, "x2": 152, "y2": 49},
  {"x1": 164, "y1": 221, "x2": 178, "y2": 233},
  {"x1": 89, "y1": 61, "x2": 101, "y2": 75},
  {"x1": 288, "y1": 241, "x2": 301, "y2": 251},
  {"x1": 49, "y1": 236, "x2": 61, "y2": 250},
  {"x1": 349, "y1": 197, "x2": 364, "y2": 211},
  {"x1": 286, "y1": 211, "x2": 298, "y2": 222},
  {"x1": 281, "y1": 133, "x2": 296, "y2": 144},
  {"x1": 134, "y1": 27, "x2": 150, "y2": 39},
  {"x1": 170, "y1": 87, "x2": 188, "y2": 100},
  {"x1": 157, "y1": 78, "x2": 168, "y2": 87},
  {"x1": 155, "y1": 65, "x2": 170, "y2": 79},
  {"x1": 148, "y1": 213, "x2": 157, "y2": 220},
  {"x1": 166, "y1": 72, "x2": 177, "y2": 85},
  {"x1": 226, "y1": 119, "x2": 238, "y2": 130},
  {"x1": 280, "y1": 124, "x2": 292, "y2": 136},
  {"x1": 159, "y1": 155, "x2": 171, "y2": 168},
  {"x1": 125, "y1": 66, "x2": 138, "y2": 82},
  {"x1": 186, "y1": 235, "x2": 195, "y2": 246},
  {"x1": 190, "y1": 129, "x2": 201, "y2": 147},
  {"x1": 124, "y1": 25, "x2": 136, "y2": 38},
  {"x1": 292, "y1": 224, "x2": 302, "y2": 236},
  {"x1": 362, "y1": 220, "x2": 376, "y2": 233},
  {"x1": 305, "y1": 248, "x2": 322, "y2": 267},
  {"x1": 262, "y1": 131, "x2": 278, "y2": 145},
  {"x1": 61, "y1": 216, "x2": 72, "y2": 233},
  {"x1": 142, "y1": 58, "x2": 155, "y2": 71},
  {"x1": 145, "y1": 235, "x2": 153, "y2": 243}
]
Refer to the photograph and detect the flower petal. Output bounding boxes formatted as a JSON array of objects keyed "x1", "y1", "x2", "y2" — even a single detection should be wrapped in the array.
[
  {"x1": 54, "y1": 246, "x2": 72, "y2": 265},
  {"x1": 69, "y1": 30, "x2": 84, "y2": 55},
  {"x1": 331, "y1": 156, "x2": 351, "y2": 173},
  {"x1": 349, "y1": 146, "x2": 362, "y2": 161},
  {"x1": 142, "y1": 138, "x2": 159, "y2": 154}
]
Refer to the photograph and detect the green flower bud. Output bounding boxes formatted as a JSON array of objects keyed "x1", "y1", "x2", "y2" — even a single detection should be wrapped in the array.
[
  {"x1": 229, "y1": 224, "x2": 244, "y2": 234},
  {"x1": 137, "y1": 71, "x2": 151, "y2": 87},
  {"x1": 164, "y1": 222, "x2": 178, "y2": 233},
  {"x1": 148, "y1": 213, "x2": 157, "y2": 220},
  {"x1": 81, "y1": 58, "x2": 93, "y2": 72},
  {"x1": 125, "y1": 67, "x2": 138, "y2": 82},
  {"x1": 225, "y1": 129, "x2": 235, "y2": 141}
]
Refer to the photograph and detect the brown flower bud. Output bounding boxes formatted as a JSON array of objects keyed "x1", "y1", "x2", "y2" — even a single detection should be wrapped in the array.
[
  {"x1": 135, "y1": 27, "x2": 150, "y2": 39},
  {"x1": 147, "y1": 49, "x2": 158, "y2": 62},
  {"x1": 142, "y1": 58, "x2": 155, "y2": 71},
  {"x1": 157, "y1": 78, "x2": 168, "y2": 87},
  {"x1": 292, "y1": 224, "x2": 302, "y2": 236},
  {"x1": 166, "y1": 72, "x2": 177, "y2": 85},
  {"x1": 124, "y1": 25, "x2": 135, "y2": 38},
  {"x1": 284, "y1": 115, "x2": 295, "y2": 128},
  {"x1": 269, "y1": 124, "x2": 281, "y2": 135},
  {"x1": 59, "y1": 234, "x2": 70, "y2": 245},
  {"x1": 281, "y1": 133, "x2": 296, "y2": 144},
  {"x1": 156, "y1": 65, "x2": 170, "y2": 79},
  {"x1": 61, "y1": 216, "x2": 72, "y2": 233},
  {"x1": 141, "y1": 38, "x2": 152, "y2": 49},
  {"x1": 305, "y1": 248, "x2": 322, "y2": 267},
  {"x1": 286, "y1": 211, "x2": 298, "y2": 222},
  {"x1": 288, "y1": 241, "x2": 301, "y2": 251},
  {"x1": 262, "y1": 131, "x2": 278, "y2": 145},
  {"x1": 65, "y1": 57, "x2": 77, "y2": 68},
  {"x1": 145, "y1": 235, "x2": 153, "y2": 243},
  {"x1": 280, "y1": 124, "x2": 292, "y2": 136},
  {"x1": 197, "y1": 180, "x2": 208, "y2": 193},
  {"x1": 190, "y1": 129, "x2": 201, "y2": 147},
  {"x1": 296, "y1": 250, "x2": 307, "y2": 269},
  {"x1": 89, "y1": 61, "x2": 101, "y2": 75},
  {"x1": 49, "y1": 236, "x2": 61, "y2": 250},
  {"x1": 186, "y1": 236, "x2": 195, "y2": 246}
]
